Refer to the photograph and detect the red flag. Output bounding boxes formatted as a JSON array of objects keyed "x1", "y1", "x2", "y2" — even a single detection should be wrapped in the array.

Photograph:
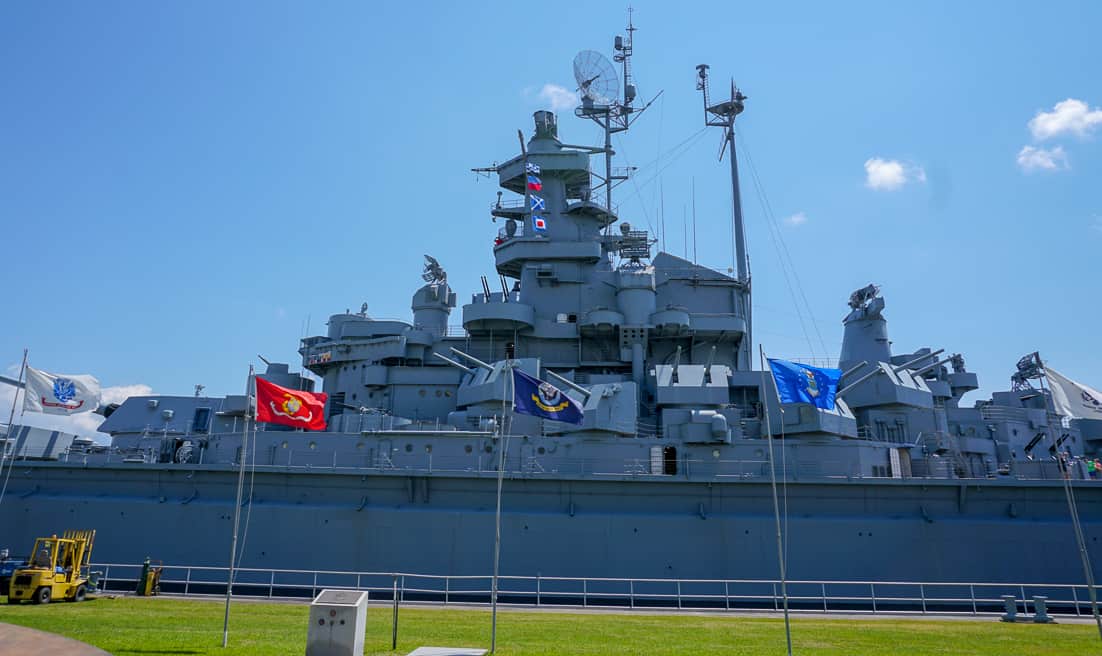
[{"x1": 254, "y1": 376, "x2": 328, "y2": 431}]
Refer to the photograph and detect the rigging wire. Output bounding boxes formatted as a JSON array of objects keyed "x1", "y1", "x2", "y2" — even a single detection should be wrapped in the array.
[
  {"x1": 232, "y1": 419, "x2": 258, "y2": 583},
  {"x1": 613, "y1": 136, "x2": 656, "y2": 235},
  {"x1": 738, "y1": 131, "x2": 828, "y2": 360},
  {"x1": 731, "y1": 132, "x2": 819, "y2": 359},
  {"x1": 0, "y1": 352, "x2": 28, "y2": 508},
  {"x1": 620, "y1": 128, "x2": 711, "y2": 205}
]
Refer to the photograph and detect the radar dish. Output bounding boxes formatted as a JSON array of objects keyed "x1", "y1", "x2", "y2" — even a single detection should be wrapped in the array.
[{"x1": 573, "y1": 50, "x2": 619, "y2": 106}]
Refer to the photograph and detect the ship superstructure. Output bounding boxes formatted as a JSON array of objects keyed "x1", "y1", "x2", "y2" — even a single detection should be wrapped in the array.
[{"x1": 2, "y1": 19, "x2": 1100, "y2": 589}]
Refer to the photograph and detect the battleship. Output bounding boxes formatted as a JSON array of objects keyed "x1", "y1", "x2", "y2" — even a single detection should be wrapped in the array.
[{"x1": 1, "y1": 20, "x2": 1100, "y2": 597}]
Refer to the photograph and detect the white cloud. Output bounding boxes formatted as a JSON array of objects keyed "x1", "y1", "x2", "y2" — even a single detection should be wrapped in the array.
[
  {"x1": 784, "y1": 212, "x2": 807, "y2": 227},
  {"x1": 1028, "y1": 99, "x2": 1102, "y2": 141},
  {"x1": 537, "y1": 83, "x2": 579, "y2": 113},
  {"x1": 864, "y1": 158, "x2": 926, "y2": 191},
  {"x1": 0, "y1": 365, "x2": 152, "y2": 440},
  {"x1": 1016, "y1": 145, "x2": 1069, "y2": 172}
]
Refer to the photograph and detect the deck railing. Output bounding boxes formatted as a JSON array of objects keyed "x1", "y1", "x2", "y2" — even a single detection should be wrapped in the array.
[{"x1": 88, "y1": 561, "x2": 1097, "y2": 618}]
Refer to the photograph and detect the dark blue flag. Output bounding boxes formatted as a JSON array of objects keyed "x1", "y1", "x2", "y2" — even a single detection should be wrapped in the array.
[
  {"x1": 767, "y1": 358, "x2": 842, "y2": 410},
  {"x1": 512, "y1": 368, "x2": 584, "y2": 424}
]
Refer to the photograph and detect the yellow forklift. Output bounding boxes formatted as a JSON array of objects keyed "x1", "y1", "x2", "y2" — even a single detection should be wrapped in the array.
[{"x1": 8, "y1": 529, "x2": 96, "y2": 604}]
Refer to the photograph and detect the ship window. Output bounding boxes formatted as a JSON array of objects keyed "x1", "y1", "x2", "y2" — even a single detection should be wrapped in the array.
[
  {"x1": 465, "y1": 445, "x2": 473, "y2": 454},
  {"x1": 309, "y1": 441, "x2": 317, "y2": 450},
  {"x1": 192, "y1": 407, "x2": 211, "y2": 434},
  {"x1": 567, "y1": 314, "x2": 577, "y2": 323},
  {"x1": 405, "y1": 444, "x2": 413, "y2": 453},
  {"x1": 425, "y1": 445, "x2": 432, "y2": 453}
]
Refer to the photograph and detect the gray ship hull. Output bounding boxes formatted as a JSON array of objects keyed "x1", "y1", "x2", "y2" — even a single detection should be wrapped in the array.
[{"x1": 4, "y1": 460, "x2": 1098, "y2": 585}]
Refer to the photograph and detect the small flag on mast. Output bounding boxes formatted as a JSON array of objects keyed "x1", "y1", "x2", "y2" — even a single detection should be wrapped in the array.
[
  {"x1": 525, "y1": 162, "x2": 541, "y2": 175},
  {"x1": 529, "y1": 195, "x2": 546, "y2": 212},
  {"x1": 532, "y1": 216, "x2": 547, "y2": 232},
  {"x1": 526, "y1": 174, "x2": 542, "y2": 191},
  {"x1": 767, "y1": 359, "x2": 842, "y2": 411}
]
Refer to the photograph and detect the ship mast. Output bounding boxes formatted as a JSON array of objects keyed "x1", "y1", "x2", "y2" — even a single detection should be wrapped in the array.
[
  {"x1": 695, "y1": 65, "x2": 749, "y2": 284},
  {"x1": 696, "y1": 65, "x2": 752, "y2": 370}
]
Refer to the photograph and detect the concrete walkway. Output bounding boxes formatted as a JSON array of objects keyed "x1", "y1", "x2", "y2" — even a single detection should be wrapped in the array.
[{"x1": 0, "y1": 622, "x2": 111, "y2": 655}]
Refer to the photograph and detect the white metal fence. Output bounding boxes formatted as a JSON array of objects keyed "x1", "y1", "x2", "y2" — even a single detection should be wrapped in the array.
[{"x1": 89, "y1": 562, "x2": 1098, "y2": 617}]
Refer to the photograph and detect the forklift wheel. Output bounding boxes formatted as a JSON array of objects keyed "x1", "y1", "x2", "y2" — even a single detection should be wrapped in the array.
[
  {"x1": 32, "y1": 587, "x2": 51, "y2": 605},
  {"x1": 71, "y1": 585, "x2": 87, "y2": 602}
]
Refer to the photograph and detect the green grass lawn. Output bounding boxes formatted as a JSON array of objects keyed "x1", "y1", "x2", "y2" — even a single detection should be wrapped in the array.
[{"x1": 0, "y1": 595, "x2": 1098, "y2": 655}]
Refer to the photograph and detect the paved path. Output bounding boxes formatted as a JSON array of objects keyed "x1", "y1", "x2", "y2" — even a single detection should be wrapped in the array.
[{"x1": 0, "y1": 622, "x2": 111, "y2": 655}]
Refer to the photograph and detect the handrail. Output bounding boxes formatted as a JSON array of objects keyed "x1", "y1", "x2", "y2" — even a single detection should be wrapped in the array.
[{"x1": 87, "y1": 561, "x2": 1097, "y2": 617}]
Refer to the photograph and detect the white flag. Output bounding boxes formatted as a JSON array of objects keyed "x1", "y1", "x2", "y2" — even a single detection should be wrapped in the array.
[
  {"x1": 1046, "y1": 366, "x2": 1102, "y2": 420},
  {"x1": 23, "y1": 366, "x2": 101, "y2": 415}
]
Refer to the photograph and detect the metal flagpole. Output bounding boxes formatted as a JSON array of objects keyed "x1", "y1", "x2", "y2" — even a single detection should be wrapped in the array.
[
  {"x1": 0, "y1": 349, "x2": 28, "y2": 507},
  {"x1": 491, "y1": 361, "x2": 512, "y2": 654},
  {"x1": 1037, "y1": 365, "x2": 1102, "y2": 641},
  {"x1": 759, "y1": 346, "x2": 793, "y2": 656},
  {"x1": 222, "y1": 365, "x2": 253, "y2": 648}
]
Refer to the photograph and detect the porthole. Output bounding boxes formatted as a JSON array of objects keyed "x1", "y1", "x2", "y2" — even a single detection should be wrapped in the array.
[
  {"x1": 309, "y1": 441, "x2": 317, "y2": 450},
  {"x1": 537, "y1": 447, "x2": 546, "y2": 455},
  {"x1": 425, "y1": 445, "x2": 432, "y2": 453},
  {"x1": 405, "y1": 444, "x2": 413, "y2": 453},
  {"x1": 712, "y1": 449, "x2": 720, "y2": 458},
  {"x1": 485, "y1": 445, "x2": 493, "y2": 453},
  {"x1": 356, "y1": 442, "x2": 364, "y2": 450},
  {"x1": 419, "y1": 389, "x2": 427, "y2": 397},
  {"x1": 465, "y1": 445, "x2": 473, "y2": 454},
  {"x1": 281, "y1": 441, "x2": 288, "y2": 449},
  {"x1": 435, "y1": 390, "x2": 443, "y2": 397}
]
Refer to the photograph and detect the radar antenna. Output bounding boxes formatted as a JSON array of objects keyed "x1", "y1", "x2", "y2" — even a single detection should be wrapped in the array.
[
  {"x1": 422, "y1": 255, "x2": 447, "y2": 285},
  {"x1": 1011, "y1": 351, "x2": 1044, "y2": 390},
  {"x1": 571, "y1": 10, "x2": 657, "y2": 230},
  {"x1": 573, "y1": 50, "x2": 619, "y2": 107},
  {"x1": 848, "y1": 284, "x2": 881, "y2": 310}
]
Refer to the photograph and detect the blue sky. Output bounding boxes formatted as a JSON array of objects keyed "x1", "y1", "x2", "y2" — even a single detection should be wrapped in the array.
[{"x1": 1, "y1": 1, "x2": 1099, "y2": 433}]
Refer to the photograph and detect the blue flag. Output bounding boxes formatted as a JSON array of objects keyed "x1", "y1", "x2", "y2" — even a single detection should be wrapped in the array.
[
  {"x1": 512, "y1": 368, "x2": 584, "y2": 424},
  {"x1": 767, "y1": 358, "x2": 842, "y2": 410},
  {"x1": 530, "y1": 195, "x2": 546, "y2": 212}
]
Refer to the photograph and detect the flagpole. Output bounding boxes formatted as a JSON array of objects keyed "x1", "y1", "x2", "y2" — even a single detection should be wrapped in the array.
[
  {"x1": 491, "y1": 360, "x2": 512, "y2": 654},
  {"x1": 1038, "y1": 362, "x2": 1102, "y2": 641},
  {"x1": 759, "y1": 346, "x2": 793, "y2": 656},
  {"x1": 490, "y1": 361, "x2": 512, "y2": 653},
  {"x1": 222, "y1": 365, "x2": 253, "y2": 648},
  {"x1": 0, "y1": 349, "x2": 28, "y2": 508}
]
